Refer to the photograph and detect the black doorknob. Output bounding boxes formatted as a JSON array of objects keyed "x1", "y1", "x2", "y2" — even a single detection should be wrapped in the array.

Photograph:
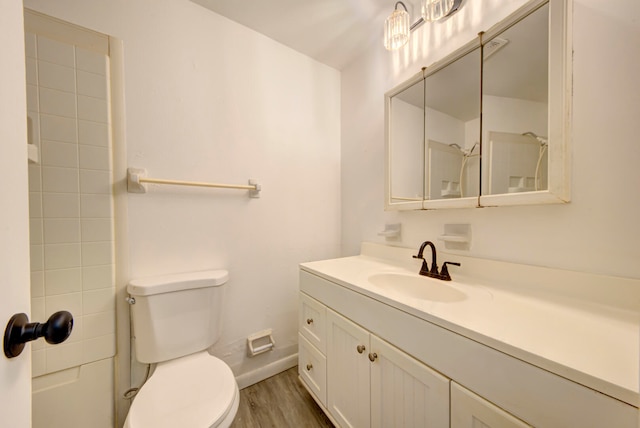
[{"x1": 3, "y1": 311, "x2": 74, "y2": 359}]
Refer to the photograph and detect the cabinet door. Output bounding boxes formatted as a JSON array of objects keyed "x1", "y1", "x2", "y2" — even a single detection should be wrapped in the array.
[
  {"x1": 370, "y1": 336, "x2": 449, "y2": 428},
  {"x1": 451, "y1": 382, "x2": 531, "y2": 428},
  {"x1": 327, "y1": 309, "x2": 371, "y2": 428}
]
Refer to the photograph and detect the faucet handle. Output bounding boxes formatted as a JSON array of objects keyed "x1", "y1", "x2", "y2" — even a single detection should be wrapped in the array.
[
  {"x1": 417, "y1": 259, "x2": 429, "y2": 275},
  {"x1": 440, "y1": 262, "x2": 461, "y2": 281}
]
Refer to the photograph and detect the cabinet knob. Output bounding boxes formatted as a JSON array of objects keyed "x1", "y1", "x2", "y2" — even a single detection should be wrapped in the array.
[
  {"x1": 356, "y1": 345, "x2": 366, "y2": 354},
  {"x1": 306, "y1": 363, "x2": 313, "y2": 371},
  {"x1": 306, "y1": 318, "x2": 313, "y2": 325},
  {"x1": 368, "y1": 352, "x2": 378, "y2": 362}
]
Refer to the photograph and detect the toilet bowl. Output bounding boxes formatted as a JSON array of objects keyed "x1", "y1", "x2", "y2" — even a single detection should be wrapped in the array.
[
  {"x1": 124, "y1": 270, "x2": 239, "y2": 427},
  {"x1": 124, "y1": 352, "x2": 239, "y2": 428}
]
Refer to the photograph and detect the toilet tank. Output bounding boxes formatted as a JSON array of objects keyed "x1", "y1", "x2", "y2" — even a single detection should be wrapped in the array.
[{"x1": 127, "y1": 270, "x2": 228, "y2": 364}]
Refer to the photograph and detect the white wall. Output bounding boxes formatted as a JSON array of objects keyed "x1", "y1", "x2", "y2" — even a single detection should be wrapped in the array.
[
  {"x1": 341, "y1": 0, "x2": 640, "y2": 280},
  {"x1": 23, "y1": 0, "x2": 341, "y2": 423}
]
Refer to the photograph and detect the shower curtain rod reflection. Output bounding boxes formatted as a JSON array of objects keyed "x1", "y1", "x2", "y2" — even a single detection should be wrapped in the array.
[{"x1": 127, "y1": 168, "x2": 261, "y2": 198}]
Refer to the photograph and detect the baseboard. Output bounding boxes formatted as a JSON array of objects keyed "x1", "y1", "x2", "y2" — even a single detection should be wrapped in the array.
[{"x1": 235, "y1": 353, "x2": 298, "y2": 390}]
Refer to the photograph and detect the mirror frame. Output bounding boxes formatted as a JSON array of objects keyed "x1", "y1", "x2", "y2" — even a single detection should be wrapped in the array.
[
  {"x1": 479, "y1": 0, "x2": 572, "y2": 207},
  {"x1": 384, "y1": 0, "x2": 571, "y2": 211},
  {"x1": 384, "y1": 69, "x2": 426, "y2": 211}
]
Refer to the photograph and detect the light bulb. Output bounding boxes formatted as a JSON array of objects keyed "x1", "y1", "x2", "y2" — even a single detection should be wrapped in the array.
[
  {"x1": 384, "y1": 7, "x2": 410, "y2": 50},
  {"x1": 421, "y1": 0, "x2": 456, "y2": 22}
]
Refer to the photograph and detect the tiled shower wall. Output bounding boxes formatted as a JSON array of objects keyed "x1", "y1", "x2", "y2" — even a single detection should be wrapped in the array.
[{"x1": 26, "y1": 31, "x2": 115, "y2": 377}]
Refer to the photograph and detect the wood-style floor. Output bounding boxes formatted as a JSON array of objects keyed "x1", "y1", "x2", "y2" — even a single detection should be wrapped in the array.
[{"x1": 230, "y1": 366, "x2": 334, "y2": 428}]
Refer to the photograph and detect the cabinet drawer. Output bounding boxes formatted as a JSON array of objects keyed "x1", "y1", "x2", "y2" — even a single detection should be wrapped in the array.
[
  {"x1": 451, "y1": 382, "x2": 531, "y2": 428},
  {"x1": 299, "y1": 333, "x2": 327, "y2": 407},
  {"x1": 299, "y1": 292, "x2": 326, "y2": 352}
]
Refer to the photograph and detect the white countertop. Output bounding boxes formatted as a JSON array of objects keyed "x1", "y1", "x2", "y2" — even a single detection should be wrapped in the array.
[{"x1": 300, "y1": 243, "x2": 640, "y2": 407}]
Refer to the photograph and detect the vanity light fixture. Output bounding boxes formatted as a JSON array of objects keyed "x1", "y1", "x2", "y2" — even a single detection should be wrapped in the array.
[
  {"x1": 384, "y1": 0, "x2": 463, "y2": 51},
  {"x1": 384, "y1": 2, "x2": 412, "y2": 50},
  {"x1": 421, "y1": 0, "x2": 462, "y2": 22}
]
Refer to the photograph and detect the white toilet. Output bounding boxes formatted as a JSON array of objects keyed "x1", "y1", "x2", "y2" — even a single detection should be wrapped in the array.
[{"x1": 124, "y1": 270, "x2": 239, "y2": 428}]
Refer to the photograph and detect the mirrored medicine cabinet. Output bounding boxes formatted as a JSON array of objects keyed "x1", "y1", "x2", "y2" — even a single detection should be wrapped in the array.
[{"x1": 384, "y1": 0, "x2": 571, "y2": 210}]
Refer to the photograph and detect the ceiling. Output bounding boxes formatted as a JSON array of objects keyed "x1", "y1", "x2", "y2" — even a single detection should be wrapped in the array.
[{"x1": 190, "y1": 0, "x2": 417, "y2": 70}]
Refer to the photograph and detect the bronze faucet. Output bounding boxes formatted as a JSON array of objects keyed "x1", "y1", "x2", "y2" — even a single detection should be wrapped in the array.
[{"x1": 413, "y1": 241, "x2": 460, "y2": 281}]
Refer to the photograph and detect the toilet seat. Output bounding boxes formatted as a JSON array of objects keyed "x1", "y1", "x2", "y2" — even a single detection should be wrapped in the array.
[{"x1": 125, "y1": 351, "x2": 239, "y2": 428}]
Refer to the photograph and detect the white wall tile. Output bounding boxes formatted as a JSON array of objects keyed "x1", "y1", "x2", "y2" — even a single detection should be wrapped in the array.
[
  {"x1": 80, "y1": 194, "x2": 112, "y2": 218},
  {"x1": 25, "y1": 32, "x2": 37, "y2": 58},
  {"x1": 42, "y1": 167, "x2": 79, "y2": 193},
  {"x1": 80, "y1": 170, "x2": 110, "y2": 194},
  {"x1": 42, "y1": 193, "x2": 80, "y2": 218},
  {"x1": 31, "y1": 295, "x2": 46, "y2": 351},
  {"x1": 83, "y1": 289, "x2": 114, "y2": 315},
  {"x1": 82, "y1": 335, "x2": 115, "y2": 364},
  {"x1": 77, "y1": 71, "x2": 107, "y2": 99},
  {"x1": 26, "y1": 57, "x2": 38, "y2": 85},
  {"x1": 78, "y1": 120, "x2": 109, "y2": 147},
  {"x1": 40, "y1": 114, "x2": 77, "y2": 143},
  {"x1": 81, "y1": 242, "x2": 113, "y2": 266},
  {"x1": 79, "y1": 145, "x2": 110, "y2": 171},
  {"x1": 32, "y1": 296, "x2": 45, "y2": 322},
  {"x1": 29, "y1": 165, "x2": 42, "y2": 191},
  {"x1": 31, "y1": 244, "x2": 44, "y2": 271},
  {"x1": 27, "y1": 32, "x2": 116, "y2": 378},
  {"x1": 44, "y1": 243, "x2": 81, "y2": 270},
  {"x1": 31, "y1": 270, "x2": 45, "y2": 298},
  {"x1": 82, "y1": 265, "x2": 114, "y2": 290},
  {"x1": 77, "y1": 95, "x2": 108, "y2": 123},
  {"x1": 81, "y1": 219, "x2": 112, "y2": 242},
  {"x1": 41, "y1": 140, "x2": 78, "y2": 168},
  {"x1": 37, "y1": 60, "x2": 75, "y2": 92},
  {"x1": 46, "y1": 342, "x2": 83, "y2": 373},
  {"x1": 37, "y1": 36, "x2": 75, "y2": 67},
  {"x1": 32, "y1": 350, "x2": 46, "y2": 377},
  {"x1": 45, "y1": 292, "x2": 82, "y2": 318},
  {"x1": 83, "y1": 312, "x2": 115, "y2": 339},
  {"x1": 27, "y1": 85, "x2": 40, "y2": 113},
  {"x1": 30, "y1": 218, "x2": 43, "y2": 245},
  {"x1": 44, "y1": 218, "x2": 81, "y2": 244},
  {"x1": 76, "y1": 48, "x2": 106, "y2": 75},
  {"x1": 45, "y1": 268, "x2": 82, "y2": 295},
  {"x1": 29, "y1": 192, "x2": 43, "y2": 218},
  {"x1": 39, "y1": 87, "x2": 76, "y2": 118},
  {"x1": 65, "y1": 315, "x2": 83, "y2": 344}
]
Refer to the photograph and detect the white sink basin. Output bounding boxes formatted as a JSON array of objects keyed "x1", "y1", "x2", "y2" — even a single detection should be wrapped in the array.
[{"x1": 368, "y1": 273, "x2": 466, "y2": 302}]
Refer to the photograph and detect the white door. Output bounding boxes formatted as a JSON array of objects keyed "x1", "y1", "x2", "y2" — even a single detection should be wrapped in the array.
[
  {"x1": 327, "y1": 309, "x2": 370, "y2": 428},
  {"x1": 370, "y1": 335, "x2": 450, "y2": 428},
  {"x1": 0, "y1": 2, "x2": 33, "y2": 426}
]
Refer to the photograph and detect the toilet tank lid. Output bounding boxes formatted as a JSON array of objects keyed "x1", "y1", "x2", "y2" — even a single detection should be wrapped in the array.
[{"x1": 127, "y1": 270, "x2": 229, "y2": 296}]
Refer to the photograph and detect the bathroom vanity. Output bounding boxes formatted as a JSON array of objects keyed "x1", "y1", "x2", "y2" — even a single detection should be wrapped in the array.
[{"x1": 298, "y1": 243, "x2": 639, "y2": 427}]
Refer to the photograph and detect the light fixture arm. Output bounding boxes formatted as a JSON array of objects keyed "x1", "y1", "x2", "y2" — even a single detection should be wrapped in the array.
[
  {"x1": 395, "y1": 1, "x2": 408, "y2": 11},
  {"x1": 393, "y1": 1, "x2": 425, "y2": 32}
]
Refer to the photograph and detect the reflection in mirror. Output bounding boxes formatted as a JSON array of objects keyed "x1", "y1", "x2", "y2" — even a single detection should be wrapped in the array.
[
  {"x1": 482, "y1": 3, "x2": 549, "y2": 195},
  {"x1": 425, "y1": 48, "x2": 481, "y2": 200},
  {"x1": 389, "y1": 78, "x2": 425, "y2": 203}
]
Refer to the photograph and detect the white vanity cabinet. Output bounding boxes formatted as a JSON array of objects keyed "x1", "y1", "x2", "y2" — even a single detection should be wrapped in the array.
[
  {"x1": 298, "y1": 292, "x2": 328, "y2": 406},
  {"x1": 300, "y1": 293, "x2": 450, "y2": 427},
  {"x1": 450, "y1": 383, "x2": 530, "y2": 428},
  {"x1": 299, "y1": 266, "x2": 639, "y2": 428}
]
